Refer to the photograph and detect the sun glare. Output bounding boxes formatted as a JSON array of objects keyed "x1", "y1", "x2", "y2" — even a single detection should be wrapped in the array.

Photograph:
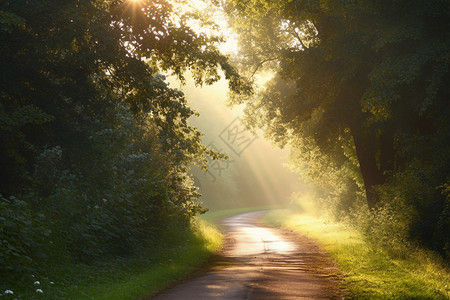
[{"x1": 171, "y1": 0, "x2": 239, "y2": 55}]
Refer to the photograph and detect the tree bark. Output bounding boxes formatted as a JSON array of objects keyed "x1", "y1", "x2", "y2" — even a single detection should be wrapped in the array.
[
  {"x1": 379, "y1": 127, "x2": 395, "y2": 174},
  {"x1": 351, "y1": 126, "x2": 385, "y2": 209}
]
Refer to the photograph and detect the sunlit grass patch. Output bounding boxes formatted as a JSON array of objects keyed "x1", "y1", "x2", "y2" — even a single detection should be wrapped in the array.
[
  {"x1": 194, "y1": 218, "x2": 225, "y2": 252},
  {"x1": 264, "y1": 209, "x2": 450, "y2": 299}
]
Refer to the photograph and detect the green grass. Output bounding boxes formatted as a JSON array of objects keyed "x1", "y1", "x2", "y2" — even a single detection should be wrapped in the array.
[
  {"x1": 76, "y1": 219, "x2": 223, "y2": 300},
  {"x1": 264, "y1": 209, "x2": 450, "y2": 299},
  {"x1": 77, "y1": 219, "x2": 223, "y2": 300},
  {"x1": 5, "y1": 219, "x2": 223, "y2": 300}
]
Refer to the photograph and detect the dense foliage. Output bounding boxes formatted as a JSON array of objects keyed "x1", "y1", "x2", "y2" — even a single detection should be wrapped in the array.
[
  {"x1": 222, "y1": 0, "x2": 450, "y2": 259},
  {"x1": 0, "y1": 0, "x2": 248, "y2": 295}
]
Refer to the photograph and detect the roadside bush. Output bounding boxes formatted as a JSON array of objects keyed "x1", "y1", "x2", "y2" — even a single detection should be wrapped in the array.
[
  {"x1": 0, "y1": 195, "x2": 48, "y2": 281},
  {"x1": 377, "y1": 161, "x2": 450, "y2": 259},
  {"x1": 349, "y1": 201, "x2": 415, "y2": 256}
]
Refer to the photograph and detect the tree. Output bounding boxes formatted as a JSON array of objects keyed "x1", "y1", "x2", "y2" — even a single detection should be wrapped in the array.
[
  {"x1": 0, "y1": 0, "x2": 251, "y2": 286},
  {"x1": 222, "y1": 0, "x2": 450, "y2": 255},
  {"x1": 223, "y1": 0, "x2": 450, "y2": 208},
  {"x1": 0, "y1": 0, "x2": 249, "y2": 195}
]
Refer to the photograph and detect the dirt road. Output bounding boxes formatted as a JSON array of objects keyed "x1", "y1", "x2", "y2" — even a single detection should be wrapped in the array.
[{"x1": 151, "y1": 211, "x2": 345, "y2": 299}]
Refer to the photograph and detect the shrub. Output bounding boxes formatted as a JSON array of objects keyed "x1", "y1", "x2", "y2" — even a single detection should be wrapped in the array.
[{"x1": 0, "y1": 195, "x2": 48, "y2": 282}]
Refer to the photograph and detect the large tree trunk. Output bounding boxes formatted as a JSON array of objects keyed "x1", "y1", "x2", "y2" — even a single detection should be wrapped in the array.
[
  {"x1": 341, "y1": 67, "x2": 393, "y2": 209},
  {"x1": 379, "y1": 127, "x2": 395, "y2": 174},
  {"x1": 351, "y1": 126, "x2": 385, "y2": 209}
]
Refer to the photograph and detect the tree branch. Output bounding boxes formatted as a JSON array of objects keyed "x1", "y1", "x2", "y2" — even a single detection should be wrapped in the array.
[{"x1": 250, "y1": 57, "x2": 279, "y2": 77}]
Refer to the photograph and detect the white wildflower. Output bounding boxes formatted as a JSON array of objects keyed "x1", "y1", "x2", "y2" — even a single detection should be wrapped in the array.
[
  {"x1": 4, "y1": 290, "x2": 14, "y2": 294},
  {"x1": 36, "y1": 288, "x2": 43, "y2": 293},
  {"x1": 34, "y1": 281, "x2": 40, "y2": 285},
  {"x1": 50, "y1": 282, "x2": 54, "y2": 285}
]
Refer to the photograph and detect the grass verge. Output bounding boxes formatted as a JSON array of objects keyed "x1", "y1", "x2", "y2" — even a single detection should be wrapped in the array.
[
  {"x1": 264, "y1": 209, "x2": 450, "y2": 299},
  {"x1": 6, "y1": 219, "x2": 223, "y2": 300},
  {"x1": 80, "y1": 219, "x2": 222, "y2": 300}
]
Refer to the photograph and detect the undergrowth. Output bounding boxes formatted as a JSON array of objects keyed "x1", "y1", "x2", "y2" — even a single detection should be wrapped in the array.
[{"x1": 0, "y1": 219, "x2": 222, "y2": 300}]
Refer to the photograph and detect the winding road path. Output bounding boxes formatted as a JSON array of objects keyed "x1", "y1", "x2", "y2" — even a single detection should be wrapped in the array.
[{"x1": 151, "y1": 211, "x2": 344, "y2": 299}]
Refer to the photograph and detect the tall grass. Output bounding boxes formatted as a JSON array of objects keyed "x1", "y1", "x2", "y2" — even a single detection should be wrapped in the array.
[{"x1": 265, "y1": 209, "x2": 450, "y2": 299}]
